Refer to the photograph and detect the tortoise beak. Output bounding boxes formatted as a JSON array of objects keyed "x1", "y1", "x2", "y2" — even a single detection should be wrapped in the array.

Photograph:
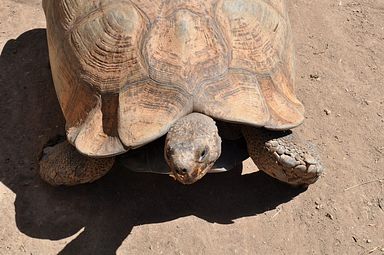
[{"x1": 170, "y1": 165, "x2": 211, "y2": 185}]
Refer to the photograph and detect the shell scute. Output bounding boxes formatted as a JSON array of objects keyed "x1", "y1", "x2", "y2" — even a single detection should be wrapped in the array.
[
  {"x1": 216, "y1": 0, "x2": 287, "y2": 74},
  {"x1": 69, "y1": 3, "x2": 148, "y2": 93},
  {"x1": 145, "y1": 9, "x2": 229, "y2": 93}
]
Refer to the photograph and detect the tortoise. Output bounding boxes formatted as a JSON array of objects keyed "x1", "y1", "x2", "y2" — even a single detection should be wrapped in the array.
[{"x1": 40, "y1": 0, "x2": 323, "y2": 186}]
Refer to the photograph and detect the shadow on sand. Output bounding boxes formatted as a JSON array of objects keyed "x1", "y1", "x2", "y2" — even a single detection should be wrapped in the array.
[{"x1": 0, "y1": 29, "x2": 305, "y2": 255}]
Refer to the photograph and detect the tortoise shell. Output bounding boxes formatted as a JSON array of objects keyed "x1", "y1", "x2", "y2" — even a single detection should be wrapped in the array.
[{"x1": 43, "y1": 0, "x2": 304, "y2": 157}]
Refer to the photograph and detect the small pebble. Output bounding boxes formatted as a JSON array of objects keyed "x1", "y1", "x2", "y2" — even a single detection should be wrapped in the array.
[
  {"x1": 310, "y1": 74, "x2": 320, "y2": 80},
  {"x1": 366, "y1": 239, "x2": 372, "y2": 243},
  {"x1": 325, "y1": 213, "x2": 334, "y2": 220},
  {"x1": 324, "y1": 109, "x2": 331, "y2": 115}
]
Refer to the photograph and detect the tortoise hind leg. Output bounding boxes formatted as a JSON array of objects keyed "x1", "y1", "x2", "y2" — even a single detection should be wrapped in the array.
[
  {"x1": 39, "y1": 141, "x2": 115, "y2": 186},
  {"x1": 242, "y1": 127, "x2": 323, "y2": 187}
]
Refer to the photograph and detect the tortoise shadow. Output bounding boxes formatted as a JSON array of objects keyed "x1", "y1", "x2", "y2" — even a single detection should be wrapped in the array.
[{"x1": 0, "y1": 29, "x2": 305, "y2": 255}]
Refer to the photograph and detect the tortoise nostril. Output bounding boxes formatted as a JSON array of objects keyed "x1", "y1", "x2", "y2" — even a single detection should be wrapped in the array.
[{"x1": 176, "y1": 168, "x2": 188, "y2": 175}]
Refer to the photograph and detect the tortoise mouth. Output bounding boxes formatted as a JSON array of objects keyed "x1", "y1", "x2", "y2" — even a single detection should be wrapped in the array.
[{"x1": 170, "y1": 163, "x2": 212, "y2": 185}]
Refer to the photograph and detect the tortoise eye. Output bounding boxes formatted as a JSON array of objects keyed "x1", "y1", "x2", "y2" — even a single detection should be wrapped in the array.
[
  {"x1": 198, "y1": 146, "x2": 209, "y2": 161},
  {"x1": 165, "y1": 147, "x2": 174, "y2": 160}
]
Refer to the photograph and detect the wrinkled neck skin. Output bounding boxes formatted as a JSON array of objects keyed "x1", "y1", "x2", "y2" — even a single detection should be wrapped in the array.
[{"x1": 165, "y1": 113, "x2": 222, "y2": 184}]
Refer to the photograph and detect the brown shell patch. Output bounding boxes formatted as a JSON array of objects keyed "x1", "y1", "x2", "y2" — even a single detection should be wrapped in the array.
[
  {"x1": 43, "y1": 0, "x2": 83, "y2": 32},
  {"x1": 69, "y1": 96, "x2": 126, "y2": 156},
  {"x1": 69, "y1": 2, "x2": 148, "y2": 93},
  {"x1": 145, "y1": 9, "x2": 229, "y2": 93},
  {"x1": 129, "y1": 0, "x2": 162, "y2": 22},
  {"x1": 258, "y1": 72, "x2": 304, "y2": 130},
  {"x1": 194, "y1": 71, "x2": 269, "y2": 125},
  {"x1": 46, "y1": 27, "x2": 99, "y2": 130},
  {"x1": 264, "y1": 0, "x2": 287, "y2": 18},
  {"x1": 118, "y1": 80, "x2": 192, "y2": 148},
  {"x1": 159, "y1": 0, "x2": 215, "y2": 17},
  {"x1": 216, "y1": 0, "x2": 287, "y2": 74}
]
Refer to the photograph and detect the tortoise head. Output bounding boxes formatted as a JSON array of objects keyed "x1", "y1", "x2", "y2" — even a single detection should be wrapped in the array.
[{"x1": 164, "y1": 113, "x2": 222, "y2": 184}]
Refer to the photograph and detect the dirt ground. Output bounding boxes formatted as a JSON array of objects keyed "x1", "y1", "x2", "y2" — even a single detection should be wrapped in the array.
[{"x1": 0, "y1": 0, "x2": 383, "y2": 254}]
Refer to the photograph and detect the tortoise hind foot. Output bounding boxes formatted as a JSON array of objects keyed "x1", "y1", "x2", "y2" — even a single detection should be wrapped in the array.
[
  {"x1": 243, "y1": 128, "x2": 323, "y2": 187},
  {"x1": 39, "y1": 141, "x2": 115, "y2": 186}
]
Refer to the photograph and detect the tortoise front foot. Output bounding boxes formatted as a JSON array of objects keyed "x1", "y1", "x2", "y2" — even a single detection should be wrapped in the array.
[
  {"x1": 39, "y1": 141, "x2": 115, "y2": 186},
  {"x1": 243, "y1": 128, "x2": 323, "y2": 187}
]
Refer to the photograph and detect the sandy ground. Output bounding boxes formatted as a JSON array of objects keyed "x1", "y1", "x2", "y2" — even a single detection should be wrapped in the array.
[{"x1": 1, "y1": 0, "x2": 383, "y2": 254}]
